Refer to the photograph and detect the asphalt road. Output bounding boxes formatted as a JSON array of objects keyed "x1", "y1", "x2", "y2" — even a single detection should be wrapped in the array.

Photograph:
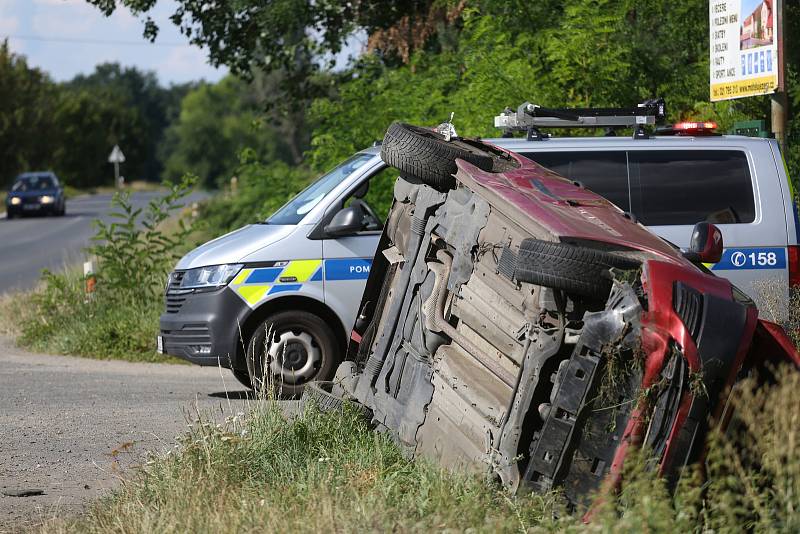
[
  {"x1": 0, "y1": 191, "x2": 205, "y2": 294},
  {"x1": 0, "y1": 336, "x2": 287, "y2": 530}
]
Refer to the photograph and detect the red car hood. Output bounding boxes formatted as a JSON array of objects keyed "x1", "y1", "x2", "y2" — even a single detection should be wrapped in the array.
[{"x1": 455, "y1": 152, "x2": 691, "y2": 266}]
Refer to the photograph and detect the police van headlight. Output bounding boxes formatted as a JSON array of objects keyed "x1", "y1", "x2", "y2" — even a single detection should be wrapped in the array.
[{"x1": 180, "y1": 264, "x2": 243, "y2": 289}]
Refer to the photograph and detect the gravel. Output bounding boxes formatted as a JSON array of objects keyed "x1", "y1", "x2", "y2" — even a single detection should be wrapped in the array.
[{"x1": 0, "y1": 336, "x2": 257, "y2": 530}]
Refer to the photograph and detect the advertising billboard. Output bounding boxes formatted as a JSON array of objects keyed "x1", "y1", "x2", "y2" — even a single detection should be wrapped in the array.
[{"x1": 710, "y1": 0, "x2": 781, "y2": 101}]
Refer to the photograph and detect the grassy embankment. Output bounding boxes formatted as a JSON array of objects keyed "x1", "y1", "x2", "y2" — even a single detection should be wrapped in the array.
[{"x1": 36, "y1": 365, "x2": 800, "y2": 533}]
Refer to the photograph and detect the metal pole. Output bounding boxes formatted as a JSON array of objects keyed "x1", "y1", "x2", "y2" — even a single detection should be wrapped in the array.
[
  {"x1": 771, "y1": 0, "x2": 787, "y2": 153},
  {"x1": 772, "y1": 92, "x2": 788, "y2": 152}
]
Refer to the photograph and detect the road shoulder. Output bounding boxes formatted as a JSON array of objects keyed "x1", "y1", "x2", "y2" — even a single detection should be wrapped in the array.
[{"x1": 0, "y1": 336, "x2": 249, "y2": 530}]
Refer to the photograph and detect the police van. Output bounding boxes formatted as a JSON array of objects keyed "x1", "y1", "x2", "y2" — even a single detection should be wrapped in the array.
[{"x1": 159, "y1": 101, "x2": 797, "y2": 393}]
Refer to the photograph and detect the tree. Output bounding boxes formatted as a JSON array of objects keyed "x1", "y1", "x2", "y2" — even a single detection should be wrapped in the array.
[
  {"x1": 162, "y1": 76, "x2": 301, "y2": 188},
  {"x1": 51, "y1": 89, "x2": 146, "y2": 188},
  {"x1": 0, "y1": 41, "x2": 58, "y2": 187},
  {"x1": 67, "y1": 63, "x2": 195, "y2": 182},
  {"x1": 83, "y1": 1, "x2": 450, "y2": 107}
]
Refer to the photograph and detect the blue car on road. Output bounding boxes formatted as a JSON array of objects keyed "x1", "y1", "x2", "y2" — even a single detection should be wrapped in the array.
[{"x1": 5, "y1": 172, "x2": 66, "y2": 218}]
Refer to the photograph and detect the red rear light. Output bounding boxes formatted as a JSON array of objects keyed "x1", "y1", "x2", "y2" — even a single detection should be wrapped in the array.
[{"x1": 789, "y1": 245, "x2": 800, "y2": 288}]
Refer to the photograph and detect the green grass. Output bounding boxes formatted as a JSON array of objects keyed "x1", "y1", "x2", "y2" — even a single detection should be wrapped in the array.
[
  {"x1": 35, "y1": 365, "x2": 800, "y2": 533},
  {"x1": 43, "y1": 400, "x2": 566, "y2": 533},
  {"x1": 0, "y1": 269, "x2": 182, "y2": 363}
]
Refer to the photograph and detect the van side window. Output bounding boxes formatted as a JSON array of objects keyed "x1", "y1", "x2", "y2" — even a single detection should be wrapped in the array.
[
  {"x1": 629, "y1": 150, "x2": 755, "y2": 226},
  {"x1": 520, "y1": 151, "x2": 630, "y2": 212}
]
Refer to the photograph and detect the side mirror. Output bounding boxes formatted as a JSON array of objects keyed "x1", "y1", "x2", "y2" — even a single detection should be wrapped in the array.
[
  {"x1": 324, "y1": 205, "x2": 365, "y2": 236},
  {"x1": 685, "y1": 222, "x2": 723, "y2": 264}
]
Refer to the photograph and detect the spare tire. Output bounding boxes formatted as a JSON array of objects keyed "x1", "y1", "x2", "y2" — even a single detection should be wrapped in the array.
[
  {"x1": 514, "y1": 239, "x2": 639, "y2": 299},
  {"x1": 381, "y1": 122, "x2": 512, "y2": 191}
]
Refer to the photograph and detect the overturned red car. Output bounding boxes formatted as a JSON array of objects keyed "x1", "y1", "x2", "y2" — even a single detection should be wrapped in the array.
[{"x1": 305, "y1": 122, "x2": 800, "y2": 506}]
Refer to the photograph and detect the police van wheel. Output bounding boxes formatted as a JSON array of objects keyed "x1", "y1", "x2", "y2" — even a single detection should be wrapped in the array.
[
  {"x1": 231, "y1": 368, "x2": 252, "y2": 390},
  {"x1": 246, "y1": 311, "x2": 339, "y2": 398},
  {"x1": 380, "y1": 122, "x2": 515, "y2": 191}
]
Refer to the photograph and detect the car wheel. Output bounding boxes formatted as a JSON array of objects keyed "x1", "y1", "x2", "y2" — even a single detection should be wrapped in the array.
[
  {"x1": 380, "y1": 122, "x2": 516, "y2": 191},
  {"x1": 514, "y1": 238, "x2": 639, "y2": 299},
  {"x1": 246, "y1": 311, "x2": 339, "y2": 398},
  {"x1": 231, "y1": 368, "x2": 253, "y2": 389}
]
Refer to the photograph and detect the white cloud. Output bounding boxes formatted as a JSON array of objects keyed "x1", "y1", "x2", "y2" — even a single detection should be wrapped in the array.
[
  {"x1": 32, "y1": 2, "x2": 98, "y2": 36},
  {"x1": 159, "y1": 45, "x2": 222, "y2": 83}
]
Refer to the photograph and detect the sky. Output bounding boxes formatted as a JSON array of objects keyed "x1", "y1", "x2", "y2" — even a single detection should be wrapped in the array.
[{"x1": 0, "y1": 0, "x2": 227, "y2": 85}]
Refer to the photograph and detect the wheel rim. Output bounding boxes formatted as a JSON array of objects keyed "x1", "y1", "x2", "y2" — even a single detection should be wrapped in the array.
[{"x1": 267, "y1": 329, "x2": 321, "y2": 384}]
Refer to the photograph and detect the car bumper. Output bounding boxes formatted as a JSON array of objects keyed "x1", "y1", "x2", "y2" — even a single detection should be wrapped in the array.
[
  {"x1": 159, "y1": 286, "x2": 251, "y2": 368},
  {"x1": 8, "y1": 203, "x2": 57, "y2": 214}
]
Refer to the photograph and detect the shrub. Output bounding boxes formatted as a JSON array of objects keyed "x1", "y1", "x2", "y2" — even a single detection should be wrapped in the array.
[
  {"x1": 90, "y1": 175, "x2": 195, "y2": 300},
  {"x1": 11, "y1": 177, "x2": 196, "y2": 361}
]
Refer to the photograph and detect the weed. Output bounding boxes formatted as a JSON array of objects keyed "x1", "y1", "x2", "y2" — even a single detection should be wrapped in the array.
[{"x1": 89, "y1": 175, "x2": 195, "y2": 300}]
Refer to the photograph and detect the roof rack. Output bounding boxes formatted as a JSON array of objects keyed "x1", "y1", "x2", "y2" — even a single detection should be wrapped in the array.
[{"x1": 494, "y1": 98, "x2": 666, "y2": 140}]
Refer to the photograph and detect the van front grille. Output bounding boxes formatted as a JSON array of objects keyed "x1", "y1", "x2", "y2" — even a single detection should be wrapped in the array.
[{"x1": 165, "y1": 271, "x2": 189, "y2": 313}]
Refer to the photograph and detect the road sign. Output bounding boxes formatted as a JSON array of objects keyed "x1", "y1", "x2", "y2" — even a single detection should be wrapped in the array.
[
  {"x1": 108, "y1": 145, "x2": 125, "y2": 188},
  {"x1": 108, "y1": 145, "x2": 126, "y2": 164},
  {"x1": 709, "y1": 0, "x2": 781, "y2": 101}
]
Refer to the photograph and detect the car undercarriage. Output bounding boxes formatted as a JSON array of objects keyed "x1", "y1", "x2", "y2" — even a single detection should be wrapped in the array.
[{"x1": 302, "y1": 123, "x2": 799, "y2": 508}]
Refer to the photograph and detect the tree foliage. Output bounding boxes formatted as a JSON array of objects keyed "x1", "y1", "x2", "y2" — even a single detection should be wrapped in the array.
[
  {"x1": 0, "y1": 41, "x2": 58, "y2": 186},
  {"x1": 0, "y1": 43, "x2": 196, "y2": 189},
  {"x1": 162, "y1": 74, "x2": 310, "y2": 189},
  {"x1": 83, "y1": 0, "x2": 449, "y2": 107},
  {"x1": 306, "y1": 0, "x2": 798, "y2": 184}
]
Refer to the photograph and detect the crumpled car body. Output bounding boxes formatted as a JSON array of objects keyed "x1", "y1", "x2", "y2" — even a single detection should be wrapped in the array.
[{"x1": 336, "y1": 144, "x2": 799, "y2": 505}]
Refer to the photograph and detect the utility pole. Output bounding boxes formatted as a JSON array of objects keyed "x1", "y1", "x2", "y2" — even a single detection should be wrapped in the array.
[{"x1": 771, "y1": 0, "x2": 787, "y2": 153}]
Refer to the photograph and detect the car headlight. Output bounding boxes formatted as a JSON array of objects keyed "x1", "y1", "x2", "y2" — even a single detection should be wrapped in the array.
[
  {"x1": 179, "y1": 264, "x2": 243, "y2": 289},
  {"x1": 10, "y1": 197, "x2": 21, "y2": 205},
  {"x1": 40, "y1": 195, "x2": 54, "y2": 204}
]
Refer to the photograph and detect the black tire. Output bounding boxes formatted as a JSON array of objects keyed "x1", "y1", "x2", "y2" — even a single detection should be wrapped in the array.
[
  {"x1": 514, "y1": 239, "x2": 639, "y2": 299},
  {"x1": 231, "y1": 368, "x2": 253, "y2": 389},
  {"x1": 381, "y1": 122, "x2": 513, "y2": 191},
  {"x1": 246, "y1": 311, "x2": 339, "y2": 398},
  {"x1": 301, "y1": 381, "x2": 372, "y2": 419}
]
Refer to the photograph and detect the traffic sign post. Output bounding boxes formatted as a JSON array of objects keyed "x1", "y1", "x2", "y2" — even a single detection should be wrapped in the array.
[{"x1": 108, "y1": 145, "x2": 126, "y2": 188}]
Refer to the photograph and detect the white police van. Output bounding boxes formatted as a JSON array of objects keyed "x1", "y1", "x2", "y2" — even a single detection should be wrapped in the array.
[{"x1": 159, "y1": 101, "x2": 797, "y2": 393}]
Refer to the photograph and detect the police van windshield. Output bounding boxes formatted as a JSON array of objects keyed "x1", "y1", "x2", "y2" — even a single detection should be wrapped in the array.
[{"x1": 267, "y1": 153, "x2": 375, "y2": 225}]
